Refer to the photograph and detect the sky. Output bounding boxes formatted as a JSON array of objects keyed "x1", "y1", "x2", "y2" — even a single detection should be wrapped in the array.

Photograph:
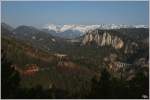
[{"x1": 1, "y1": 1, "x2": 149, "y2": 28}]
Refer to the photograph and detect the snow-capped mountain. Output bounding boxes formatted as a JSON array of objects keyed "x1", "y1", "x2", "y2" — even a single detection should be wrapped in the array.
[
  {"x1": 44, "y1": 24, "x2": 148, "y2": 33},
  {"x1": 43, "y1": 24, "x2": 148, "y2": 39}
]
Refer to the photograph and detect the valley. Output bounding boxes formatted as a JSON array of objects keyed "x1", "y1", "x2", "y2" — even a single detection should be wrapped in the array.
[{"x1": 1, "y1": 23, "x2": 149, "y2": 99}]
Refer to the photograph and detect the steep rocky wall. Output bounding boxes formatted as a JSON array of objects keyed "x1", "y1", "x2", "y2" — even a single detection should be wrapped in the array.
[{"x1": 82, "y1": 30, "x2": 124, "y2": 49}]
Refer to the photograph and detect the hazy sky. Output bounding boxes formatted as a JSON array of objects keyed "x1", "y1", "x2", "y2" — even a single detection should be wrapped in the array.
[{"x1": 1, "y1": 1, "x2": 149, "y2": 28}]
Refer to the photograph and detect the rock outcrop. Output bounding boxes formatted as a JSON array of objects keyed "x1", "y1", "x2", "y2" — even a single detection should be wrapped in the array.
[{"x1": 82, "y1": 30, "x2": 124, "y2": 49}]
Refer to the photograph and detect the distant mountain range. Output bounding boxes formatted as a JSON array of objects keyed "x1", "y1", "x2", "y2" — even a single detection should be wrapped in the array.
[
  {"x1": 43, "y1": 24, "x2": 148, "y2": 39},
  {"x1": 1, "y1": 22, "x2": 148, "y2": 39},
  {"x1": 44, "y1": 24, "x2": 148, "y2": 33}
]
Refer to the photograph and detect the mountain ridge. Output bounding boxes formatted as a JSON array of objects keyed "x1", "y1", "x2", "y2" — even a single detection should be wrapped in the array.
[
  {"x1": 43, "y1": 24, "x2": 148, "y2": 39},
  {"x1": 44, "y1": 24, "x2": 148, "y2": 33}
]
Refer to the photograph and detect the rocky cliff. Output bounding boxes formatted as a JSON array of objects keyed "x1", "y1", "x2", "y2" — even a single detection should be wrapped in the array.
[{"x1": 82, "y1": 30, "x2": 124, "y2": 49}]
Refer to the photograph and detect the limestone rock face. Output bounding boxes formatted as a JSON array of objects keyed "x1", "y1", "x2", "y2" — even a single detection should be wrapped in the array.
[{"x1": 82, "y1": 30, "x2": 124, "y2": 49}]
